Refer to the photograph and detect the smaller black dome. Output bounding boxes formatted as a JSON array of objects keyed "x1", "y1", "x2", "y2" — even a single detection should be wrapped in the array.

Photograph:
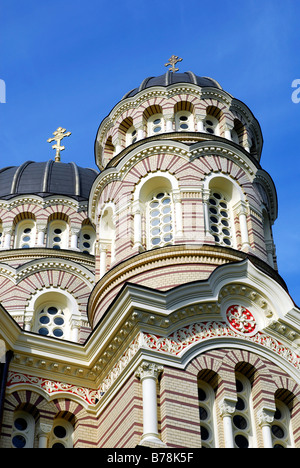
[
  {"x1": 0, "y1": 160, "x2": 99, "y2": 201},
  {"x1": 122, "y1": 71, "x2": 222, "y2": 99}
]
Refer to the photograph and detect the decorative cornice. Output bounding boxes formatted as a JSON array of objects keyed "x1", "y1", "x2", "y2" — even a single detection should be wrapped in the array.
[
  {"x1": 7, "y1": 321, "x2": 300, "y2": 408},
  {"x1": 0, "y1": 195, "x2": 88, "y2": 211},
  {"x1": 0, "y1": 255, "x2": 95, "y2": 284}
]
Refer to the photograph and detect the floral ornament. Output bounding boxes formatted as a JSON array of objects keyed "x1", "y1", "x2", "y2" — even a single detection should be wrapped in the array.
[{"x1": 226, "y1": 305, "x2": 257, "y2": 335}]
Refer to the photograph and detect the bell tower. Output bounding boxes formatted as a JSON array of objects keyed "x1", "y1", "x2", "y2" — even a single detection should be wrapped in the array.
[{"x1": 88, "y1": 61, "x2": 278, "y2": 328}]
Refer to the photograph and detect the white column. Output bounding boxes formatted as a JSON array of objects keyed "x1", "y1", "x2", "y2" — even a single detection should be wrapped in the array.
[
  {"x1": 136, "y1": 123, "x2": 145, "y2": 140},
  {"x1": 37, "y1": 423, "x2": 52, "y2": 448},
  {"x1": 135, "y1": 361, "x2": 164, "y2": 445},
  {"x1": 173, "y1": 191, "x2": 183, "y2": 238},
  {"x1": 24, "y1": 315, "x2": 33, "y2": 332},
  {"x1": 164, "y1": 115, "x2": 173, "y2": 133},
  {"x1": 99, "y1": 244, "x2": 108, "y2": 278},
  {"x1": 132, "y1": 201, "x2": 142, "y2": 249},
  {"x1": 258, "y1": 408, "x2": 275, "y2": 448},
  {"x1": 113, "y1": 137, "x2": 123, "y2": 155},
  {"x1": 71, "y1": 320, "x2": 81, "y2": 342},
  {"x1": 3, "y1": 228, "x2": 12, "y2": 250},
  {"x1": 202, "y1": 188, "x2": 211, "y2": 236},
  {"x1": 265, "y1": 240, "x2": 275, "y2": 268},
  {"x1": 36, "y1": 225, "x2": 47, "y2": 247},
  {"x1": 196, "y1": 115, "x2": 206, "y2": 132},
  {"x1": 70, "y1": 228, "x2": 80, "y2": 251},
  {"x1": 237, "y1": 201, "x2": 250, "y2": 249},
  {"x1": 224, "y1": 123, "x2": 233, "y2": 141},
  {"x1": 219, "y1": 398, "x2": 236, "y2": 448}
]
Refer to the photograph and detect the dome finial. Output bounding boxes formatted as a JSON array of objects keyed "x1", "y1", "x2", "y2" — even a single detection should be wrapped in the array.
[
  {"x1": 47, "y1": 127, "x2": 71, "y2": 162},
  {"x1": 164, "y1": 55, "x2": 183, "y2": 73}
]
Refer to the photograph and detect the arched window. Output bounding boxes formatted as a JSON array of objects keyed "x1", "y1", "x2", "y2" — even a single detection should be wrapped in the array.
[
  {"x1": 205, "y1": 176, "x2": 243, "y2": 249},
  {"x1": 147, "y1": 191, "x2": 173, "y2": 249},
  {"x1": 79, "y1": 225, "x2": 96, "y2": 255},
  {"x1": 231, "y1": 119, "x2": 246, "y2": 146},
  {"x1": 11, "y1": 410, "x2": 35, "y2": 448},
  {"x1": 271, "y1": 399, "x2": 294, "y2": 448},
  {"x1": 233, "y1": 373, "x2": 256, "y2": 448},
  {"x1": 32, "y1": 292, "x2": 73, "y2": 340},
  {"x1": 198, "y1": 380, "x2": 217, "y2": 448},
  {"x1": 126, "y1": 125, "x2": 138, "y2": 145},
  {"x1": 204, "y1": 114, "x2": 220, "y2": 136},
  {"x1": 208, "y1": 190, "x2": 233, "y2": 247},
  {"x1": 147, "y1": 113, "x2": 164, "y2": 136},
  {"x1": 14, "y1": 219, "x2": 36, "y2": 249},
  {"x1": 143, "y1": 104, "x2": 164, "y2": 137},
  {"x1": 133, "y1": 173, "x2": 180, "y2": 251},
  {"x1": 49, "y1": 418, "x2": 74, "y2": 448},
  {"x1": 47, "y1": 220, "x2": 69, "y2": 250},
  {"x1": 103, "y1": 136, "x2": 115, "y2": 163},
  {"x1": 175, "y1": 111, "x2": 194, "y2": 132}
]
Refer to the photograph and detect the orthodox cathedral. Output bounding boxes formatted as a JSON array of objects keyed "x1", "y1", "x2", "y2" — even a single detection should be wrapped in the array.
[{"x1": 0, "y1": 56, "x2": 300, "y2": 449}]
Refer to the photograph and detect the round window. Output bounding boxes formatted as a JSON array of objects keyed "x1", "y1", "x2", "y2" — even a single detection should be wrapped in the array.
[
  {"x1": 54, "y1": 425, "x2": 67, "y2": 438},
  {"x1": 14, "y1": 418, "x2": 27, "y2": 431},
  {"x1": 235, "y1": 434, "x2": 249, "y2": 448},
  {"x1": 12, "y1": 434, "x2": 27, "y2": 448}
]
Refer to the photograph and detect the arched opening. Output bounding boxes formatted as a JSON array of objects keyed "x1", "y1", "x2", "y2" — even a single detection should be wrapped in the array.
[
  {"x1": 135, "y1": 174, "x2": 177, "y2": 251},
  {"x1": 204, "y1": 105, "x2": 224, "y2": 136},
  {"x1": 174, "y1": 101, "x2": 195, "y2": 132},
  {"x1": 14, "y1": 214, "x2": 37, "y2": 249},
  {"x1": 47, "y1": 214, "x2": 70, "y2": 250},
  {"x1": 143, "y1": 104, "x2": 164, "y2": 136},
  {"x1": 29, "y1": 290, "x2": 79, "y2": 341},
  {"x1": 103, "y1": 136, "x2": 115, "y2": 163},
  {"x1": 49, "y1": 413, "x2": 75, "y2": 448},
  {"x1": 79, "y1": 220, "x2": 96, "y2": 255},
  {"x1": 119, "y1": 117, "x2": 135, "y2": 147},
  {"x1": 197, "y1": 369, "x2": 219, "y2": 448}
]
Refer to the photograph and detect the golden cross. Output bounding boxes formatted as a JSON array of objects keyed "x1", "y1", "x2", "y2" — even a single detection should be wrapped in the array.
[
  {"x1": 165, "y1": 55, "x2": 183, "y2": 73},
  {"x1": 47, "y1": 127, "x2": 71, "y2": 162}
]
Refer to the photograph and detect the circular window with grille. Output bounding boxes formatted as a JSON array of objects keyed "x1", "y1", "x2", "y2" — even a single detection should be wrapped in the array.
[
  {"x1": 37, "y1": 305, "x2": 66, "y2": 338},
  {"x1": 208, "y1": 192, "x2": 233, "y2": 247},
  {"x1": 148, "y1": 192, "x2": 173, "y2": 249}
]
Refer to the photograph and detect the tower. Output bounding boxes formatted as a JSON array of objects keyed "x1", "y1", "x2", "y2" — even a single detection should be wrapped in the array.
[{"x1": 0, "y1": 62, "x2": 299, "y2": 449}]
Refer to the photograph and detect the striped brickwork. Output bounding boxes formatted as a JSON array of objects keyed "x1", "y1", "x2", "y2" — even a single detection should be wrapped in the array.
[
  {"x1": 97, "y1": 89, "x2": 261, "y2": 168},
  {"x1": 158, "y1": 348, "x2": 300, "y2": 448},
  {"x1": 1, "y1": 346, "x2": 299, "y2": 448},
  {"x1": 96, "y1": 374, "x2": 143, "y2": 448}
]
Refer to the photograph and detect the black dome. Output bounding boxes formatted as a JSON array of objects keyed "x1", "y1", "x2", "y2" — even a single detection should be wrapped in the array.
[
  {"x1": 122, "y1": 71, "x2": 222, "y2": 99},
  {"x1": 0, "y1": 160, "x2": 99, "y2": 201}
]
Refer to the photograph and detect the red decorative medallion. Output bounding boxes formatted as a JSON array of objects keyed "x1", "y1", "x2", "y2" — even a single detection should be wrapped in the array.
[{"x1": 226, "y1": 305, "x2": 256, "y2": 334}]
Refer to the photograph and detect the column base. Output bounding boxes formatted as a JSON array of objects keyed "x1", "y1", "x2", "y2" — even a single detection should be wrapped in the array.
[{"x1": 139, "y1": 434, "x2": 167, "y2": 448}]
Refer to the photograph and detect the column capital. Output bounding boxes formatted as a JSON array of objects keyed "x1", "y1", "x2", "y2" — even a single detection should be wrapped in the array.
[
  {"x1": 202, "y1": 187, "x2": 211, "y2": 203},
  {"x1": 257, "y1": 407, "x2": 275, "y2": 427},
  {"x1": 219, "y1": 397, "x2": 236, "y2": 418},
  {"x1": 135, "y1": 361, "x2": 163, "y2": 381},
  {"x1": 37, "y1": 422, "x2": 52, "y2": 437}
]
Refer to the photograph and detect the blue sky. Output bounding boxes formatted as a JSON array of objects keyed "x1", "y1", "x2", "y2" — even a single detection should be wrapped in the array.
[{"x1": 0, "y1": 0, "x2": 300, "y2": 305}]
